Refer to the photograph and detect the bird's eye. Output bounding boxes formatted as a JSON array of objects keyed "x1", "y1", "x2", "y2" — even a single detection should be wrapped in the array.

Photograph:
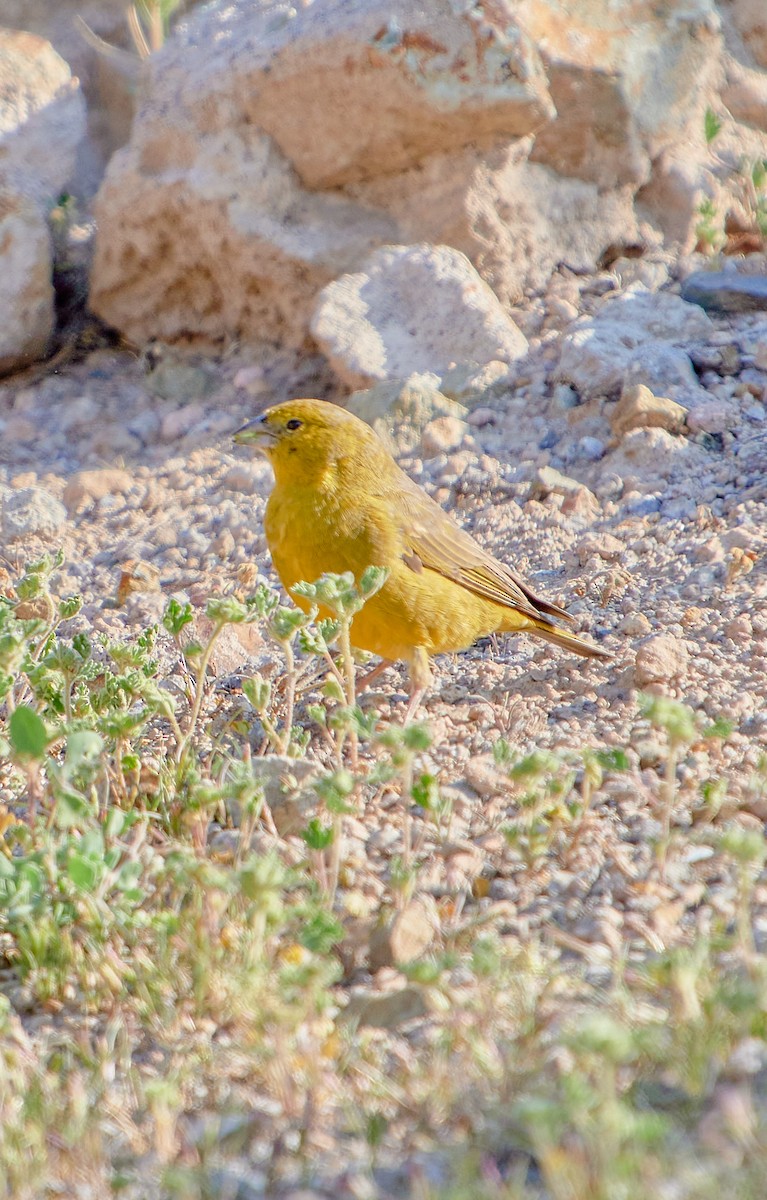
[{"x1": 286, "y1": 418, "x2": 303, "y2": 431}]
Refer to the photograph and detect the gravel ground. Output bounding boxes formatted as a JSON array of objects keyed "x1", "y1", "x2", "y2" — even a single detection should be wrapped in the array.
[{"x1": 2, "y1": 252, "x2": 767, "y2": 1195}]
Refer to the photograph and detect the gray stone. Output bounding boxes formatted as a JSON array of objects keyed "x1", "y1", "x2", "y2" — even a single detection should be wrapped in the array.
[
  {"x1": 681, "y1": 270, "x2": 767, "y2": 313},
  {"x1": 0, "y1": 28, "x2": 86, "y2": 200},
  {"x1": 558, "y1": 287, "x2": 714, "y2": 399},
  {"x1": 438, "y1": 360, "x2": 515, "y2": 406},
  {"x1": 229, "y1": 754, "x2": 319, "y2": 838},
  {"x1": 2, "y1": 486, "x2": 67, "y2": 540},
  {"x1": 345, "y1": 374, "x2": 467, "y2": 453},
  {"x1": 312, "y1": 244, "x2": 529, "y2": 389}
]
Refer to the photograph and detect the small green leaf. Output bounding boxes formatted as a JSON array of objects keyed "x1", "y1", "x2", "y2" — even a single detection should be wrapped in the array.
[
  {"x1": 105, "y1": 808, "x2": 128, "y2": 838},
  {"x1": 59, "y1": 594, "x2": 83, "y2": 619},
  {"x1": 53, "y1": 789, "x2": 93, "y2": 828},
  {"x1": 206, "y1": 595, "x2": 249, "y2": 625},
  {"x1": 9, "y1": 705, "x2": 48, "y2": 759},
  {"x1": 359, "y1": 565, "x2": 389, "y2": 597},
  {"x1": 593, "y1": 748, "x2": 630, "y2": 772},
  {"x1": 163, "y1": 598, "x2": 194, "y2": 636},
  {"x1": 243, "y1": 674, "x2": 271, "y2": 712},
  {"x1": 700, "y1": 717, "x2": 733, "y2": 741},
  {"x1": 68, "y1": 854, "x2": 100, "y2": 891},
  {"x1": 301, "y1": 818, "x2": 334, "y2": 851},
  {"x1": 402, "y1": 724, "x2": 431, "y2": 751},
  {"x1": 704, "y1": 107, "x2": 722, "y2": 144},
  {"x1": 299, "y1": 910, "x2": 344, "y2": 954},
  {"x1": 639, "y1": 694, "x2": 696, "y2": 744},
  {"x1": 411, "y1": 773, "x2": 440, "y2": 810},
  {"x1": 493, "y1": 737, "x2": 513, "y2": 767}
]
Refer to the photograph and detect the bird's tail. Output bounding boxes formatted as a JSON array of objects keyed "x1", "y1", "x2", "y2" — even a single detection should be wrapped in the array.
[{"x1": 512, "y1": 615, "x2": 611, "y2": 660}]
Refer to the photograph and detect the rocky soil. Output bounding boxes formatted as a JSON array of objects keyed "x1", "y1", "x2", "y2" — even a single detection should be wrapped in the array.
[
  {"x1": 2, "y1": 245, "x2": 766, "y2": 815},
  {"x1": 2, "y1": 1, "x2": 767, "y2": 1193}
]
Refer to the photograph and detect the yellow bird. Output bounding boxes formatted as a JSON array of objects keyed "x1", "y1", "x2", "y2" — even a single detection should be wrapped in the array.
[{"x1": 235, "y1": 398, "x2": 608, "y2": 716}]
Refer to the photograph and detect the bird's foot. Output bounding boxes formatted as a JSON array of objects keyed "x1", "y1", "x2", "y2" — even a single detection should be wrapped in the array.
[{"x1": 402, "y1": 686, "x2": 426, "y2": 724}]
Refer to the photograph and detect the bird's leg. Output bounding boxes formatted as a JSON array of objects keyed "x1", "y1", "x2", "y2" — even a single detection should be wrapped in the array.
[
  {"x1": 357, "y1": 658, "x2": 394, "y2": 692},
  {"x1": 403, "y1": 647, "x2": 432, "y2": 723}
]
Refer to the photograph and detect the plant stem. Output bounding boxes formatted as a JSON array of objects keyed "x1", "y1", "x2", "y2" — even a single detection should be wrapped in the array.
[
  {"x1": 175, "y1": 621, "x2": 226, "y2": 763},
  {"x1": 658, "y1": 743, "x2": 678, "y2": 878},
  {"x1": 338, "y1": 618, "x2": 358, "y2": 771},
  {"x1": 282, "y1": 639, "x2": 296, "y2": 754}
]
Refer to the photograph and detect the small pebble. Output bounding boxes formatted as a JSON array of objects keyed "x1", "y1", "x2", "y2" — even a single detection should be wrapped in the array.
[
  {"x1": 620, "y1": 613, "x2": 651, "y2": 637},
  {"x1": 634, "y1": 632, "x2": 689, "y2": 685},
  {"x1": 420, "y1": 416, "x2": 467, "y2": 457},
  {"x1": 577, "y1": 436, "x2": 606, "y2": 461}
]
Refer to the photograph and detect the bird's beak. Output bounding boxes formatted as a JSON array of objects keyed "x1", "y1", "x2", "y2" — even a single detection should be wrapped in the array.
[{"x1": 233, "y1": 417, "x2": 277, "y2": 448}]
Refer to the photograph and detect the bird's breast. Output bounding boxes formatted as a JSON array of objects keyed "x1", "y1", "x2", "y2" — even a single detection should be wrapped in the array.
[{"x1": 265, "y1": 483, "x2": 383, "y2": 590}]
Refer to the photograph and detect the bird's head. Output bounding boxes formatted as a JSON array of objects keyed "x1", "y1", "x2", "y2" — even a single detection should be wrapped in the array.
[{"x1": 234, "y1": 398, "x2": 381, "y2": 486}]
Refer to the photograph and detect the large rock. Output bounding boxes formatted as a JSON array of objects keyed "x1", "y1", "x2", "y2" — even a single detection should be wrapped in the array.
[
  {"x1": 311, "y1": 244, "x2": 529, "y2": 388},
  {"x1": 90, "y1": 0, "x2": 556, "y2": 348},
  {"x1": 2, "y1": 3, "x2": 138, "y2": 191},
  {"x1": 0, "y1": 28, "x2": 86, "y2": 199},
  {"x1": 232, "y1": 0, "x2": 552, "y2": 191},
  {"x1": 87, "y1": 0, "x2": 761, "y2": 353},
  {"x1": 0, "y1": 187, "x2": 54, "y2": 373},
  {"x1": 92, "y1": 132, "x2": 398, "y2": 350},
  {"x1": 726, "y1": 0, "x2": 767, "y2": 68},
  {"x1": 721, "y1": 57, "x2": 767, "y2": 133},
  {"x1": 516, "y1": 0, "x2": 721, "y2": 189},
  {"x1": 0, "y1": 29, "x2": 86, "y2": 374},
  {"x1": 348, "y1": 147, "x2": 640, "y2": 305},
  {"x1": 558, "y1": 287, "x2": 714, "y2": 401}
]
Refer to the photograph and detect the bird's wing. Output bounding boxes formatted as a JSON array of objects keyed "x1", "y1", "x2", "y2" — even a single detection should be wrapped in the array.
[{"x1": 392, "y1": 472, "x2": 574, "y2": 624}]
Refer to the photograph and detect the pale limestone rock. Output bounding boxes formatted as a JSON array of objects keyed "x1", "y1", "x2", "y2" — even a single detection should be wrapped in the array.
[
  {"x1": 0, "y1": 29, "x2": 86, "y2": 200},
  {"x1": 311, "y1": 244, "x2": 529, "y2": 389},
  {"x1": 530, "y1": 466, "x2": 599, "y2": 509},
  {"x1": 604, "y1": 427, "x2": 710, "y2": 486},
  {"x1": 341, "y1": 986, "x2": 428, "y2": 1030},
  {"x1": 727, "y1": 0, "x2": 767, "y2": 67},
  {"x1": 90, "y1": 0, "x2": 553, "y2": 347},
  {"x1": 725, "y1": 614, "x2": 753, "y2": 645},
  {"x1": 439, "y1": 360, "x2": 514, "y2": 406},
  {"x1": 575, "y1": 532, "x2": 624, "y2": 565},
  {"x1": 685, "y1": 400, "x2": 737, "y2": 434},
  {"x1": 0, "y1": 188, "x2": 53, "y2": 374},
  {"x1": 721, "y1": 57, "x2": 767, "y2": 133},
  {"x1": 516, "y1": 0, "x2": 721, "y2": 188},
  {"x1": 620, "y1": 613, "x2": 652, "y2": 637},
  {"x1": 349, "y1": 148, "x2": 641, "y2": 306},
  {"x1": 558, "y1": 288, "x2": 714, "y2": 399},
  {"x1": 173, "y1": 0, "x2": 553, "y2": 192},
  {"x1": 0, "y1": 30, "x2": 87, "y2": 373},
  {"x1": 610, "y1": 385, "x2": 688, "y2": 438},
  {"x1": 92, "y1": 129, "x2": 397, "y2": 351},
  {"x1": 2, "y1": 3, "x2": 138, "y2": 191},
  {"x1": 222, "y1": 465, "x2": 265, "y2": 496},
  {"x1": 368, "y1": 898, "x2": 438, "y2": 970},
  {"x1": 1, "y1": 486, "x2": 67, "y2": 540},
  {"x1": 636, "y1": 148, "x2": 711, "y2": 247}
]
